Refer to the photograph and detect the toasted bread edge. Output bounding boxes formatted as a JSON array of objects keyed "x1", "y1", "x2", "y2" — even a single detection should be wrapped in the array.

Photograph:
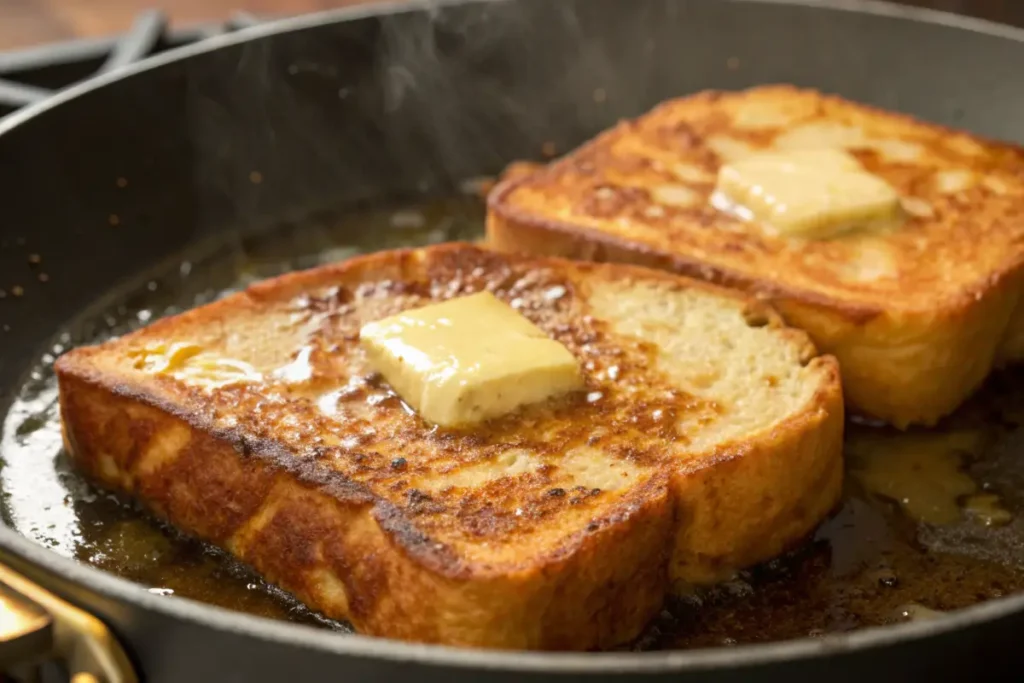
[
  {"x1": 55, "y1": 365, "x2": 674, "y2": 650},
  {"x1": 669, "y1": 358, "x2": 844, "y2": 585}
]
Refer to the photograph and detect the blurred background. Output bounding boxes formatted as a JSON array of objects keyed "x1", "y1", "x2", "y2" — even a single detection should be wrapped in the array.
[{"x1": 2, "y1": 0, "x2": 1023, "y2": 50}]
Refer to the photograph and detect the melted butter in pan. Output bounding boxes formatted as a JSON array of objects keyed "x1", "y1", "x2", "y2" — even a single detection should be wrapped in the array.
[
  {"x1": 4, "y1": 198, "x2": 1024, "y2": 649},
  {"x1": 847, "y1": 427, "x2": 992, "y2": 526}
]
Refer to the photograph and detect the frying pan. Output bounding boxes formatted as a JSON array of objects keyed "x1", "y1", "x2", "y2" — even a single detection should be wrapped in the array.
[{"x1": 2, "y1": 0, "x2": 1024, "y2": 680}]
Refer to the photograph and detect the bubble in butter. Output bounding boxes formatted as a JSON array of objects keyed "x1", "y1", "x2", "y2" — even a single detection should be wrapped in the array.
[
  {"x1": 711, "y1": 148, "x2": 901, "y2": 239},
  {"x1": 358, "y1": 291, "x2": 584, "y2": 427}
]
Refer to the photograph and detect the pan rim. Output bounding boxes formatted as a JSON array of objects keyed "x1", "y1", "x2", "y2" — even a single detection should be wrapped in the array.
[
  {"x1": 4, "y1": 524, "x2": 1024, "y2": 672},
  {"x1": 3, "y1": 0, "x2": 1024, "y2": 672},
  {"x1": 6, "y1": 0, "x2": 1024, "y2": 138}
]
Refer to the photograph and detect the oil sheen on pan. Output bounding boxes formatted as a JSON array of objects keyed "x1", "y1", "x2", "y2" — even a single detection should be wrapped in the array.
[{"x1": 3, "y1": 197, "x2": 1024, "y2": 649}]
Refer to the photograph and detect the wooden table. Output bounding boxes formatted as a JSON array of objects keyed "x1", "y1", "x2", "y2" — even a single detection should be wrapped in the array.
[{"x1": 3, "y1": 0, "x2": 1024, "y2": 51}]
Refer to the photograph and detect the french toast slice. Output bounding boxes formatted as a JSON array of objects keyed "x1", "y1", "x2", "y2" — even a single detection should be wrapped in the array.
[
  {"x1": 55, "y1": 243, "x2": 842, "y2": 650},
  {"x1": 487, "y1": 85, "x2": 1024, "y2": 428}
]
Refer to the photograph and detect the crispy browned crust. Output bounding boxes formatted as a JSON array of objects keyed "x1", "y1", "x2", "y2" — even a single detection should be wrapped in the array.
[
  {"x1": 487, "y1": 85, "x2": 1024, "y2": 427},
  {"x1": 670, "y1": 362, "x2": 843, "y2": 584},
  {"x1": 55, "y1": 243, "x2": 842, "y2": 649},
  {"x1": 58, "y1": 372, "x2": 673, "y2": 650}
]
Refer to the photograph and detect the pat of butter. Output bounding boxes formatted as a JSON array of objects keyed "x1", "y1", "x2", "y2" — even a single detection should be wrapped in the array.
[
  {"x1": 359, "y1": 291, "x2": 584, "y2": 427},
  {"x1": 713, "y1": 148, "x2": 901, "y2": 238}
]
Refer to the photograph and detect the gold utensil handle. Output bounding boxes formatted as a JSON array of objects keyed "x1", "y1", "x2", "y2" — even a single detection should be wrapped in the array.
[{"x1": 0, "y1": 561, "x2": 137, "y2": 683}]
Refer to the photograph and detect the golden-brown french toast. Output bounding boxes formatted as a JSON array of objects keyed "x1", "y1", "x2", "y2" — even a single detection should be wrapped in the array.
[
  {"x1": 55, "y1": 243, "x2": 842, "y2": 650},
  {"x1": 487, "y1": 85, "x2": 1024, "y2": 428}
]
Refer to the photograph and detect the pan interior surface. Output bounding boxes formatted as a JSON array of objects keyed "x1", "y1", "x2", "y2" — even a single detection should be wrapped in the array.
[
  {"x1": 4, "y1": 193, "x2": 1024, "y2": 651},
  {"x1": 3, "y1": 0, "x2": 1024, "y2": 674}
]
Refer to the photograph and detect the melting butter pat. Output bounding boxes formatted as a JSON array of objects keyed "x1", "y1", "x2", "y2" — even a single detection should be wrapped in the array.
[
  {"x1": 713, "y1": 148, "x2": 901, "y2": 238},
  {"x1": 129, "y1": 342, "x2": 263, "y2": 388},
  {"x1": 359, "y1": 291, "x2": 584, "y2": 427}
]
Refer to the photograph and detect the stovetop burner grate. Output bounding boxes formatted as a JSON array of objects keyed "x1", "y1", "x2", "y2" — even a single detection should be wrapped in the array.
[{"x1": 0, "y1": 10, "x2": 266, "y2": 118}]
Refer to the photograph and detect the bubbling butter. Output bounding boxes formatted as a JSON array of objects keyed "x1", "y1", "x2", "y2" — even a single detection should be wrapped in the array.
[
  {"x1": 712, "y1": 148, "x2": 902, "y2": 239},
  {"x1": 359, "y1": 291, "x2": 584, "y2": 427}
]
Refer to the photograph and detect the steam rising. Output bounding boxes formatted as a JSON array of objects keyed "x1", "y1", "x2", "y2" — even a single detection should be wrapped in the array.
[
  {"x1": 179, "y1": 0, "x2": 1013, "y2": 250},
  {"x1": 182, "y1": 0, "x2": 709, "y2": 245}
]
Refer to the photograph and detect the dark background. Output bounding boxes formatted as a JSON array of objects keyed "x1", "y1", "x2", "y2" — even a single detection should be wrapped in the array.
[{"x1": 3, "y1": 0, "x2": 1024, "y2": 51}]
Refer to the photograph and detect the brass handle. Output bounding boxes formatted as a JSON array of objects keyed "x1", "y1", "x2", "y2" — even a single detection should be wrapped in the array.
[{"x1": 0, "y1": 561, "x2": 137, "y2": 683}]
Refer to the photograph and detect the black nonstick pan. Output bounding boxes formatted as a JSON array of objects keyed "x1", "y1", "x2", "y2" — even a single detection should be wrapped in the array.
[{"x1": 3, "y1": 0, "x2": 1024, "y2": 681}]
